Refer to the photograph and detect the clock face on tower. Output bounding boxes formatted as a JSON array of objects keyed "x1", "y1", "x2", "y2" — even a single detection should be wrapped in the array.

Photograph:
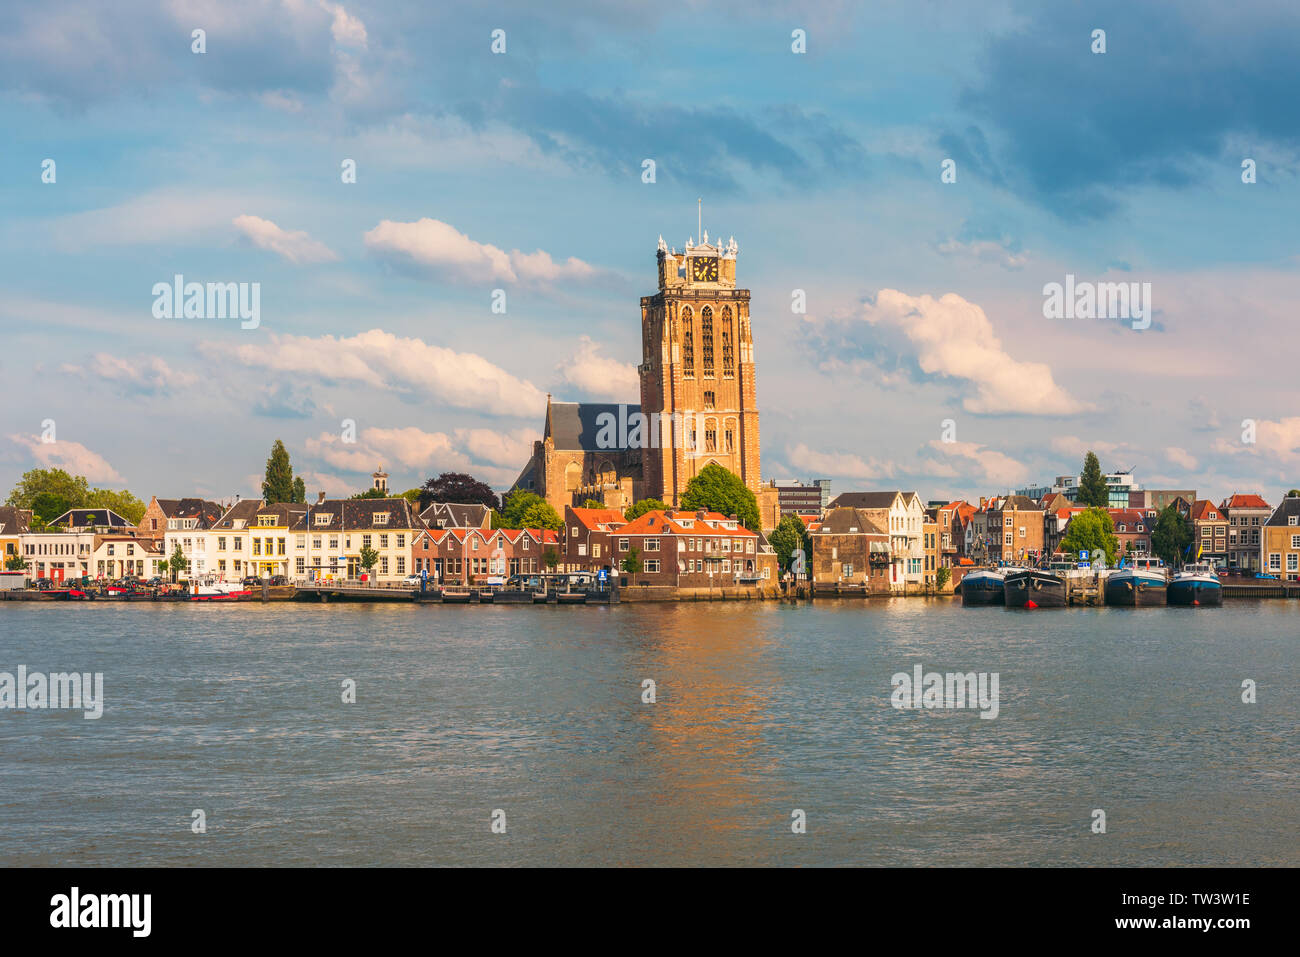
[{"x1": 691, "y1": 257, "x2": 719, "y2": 282}]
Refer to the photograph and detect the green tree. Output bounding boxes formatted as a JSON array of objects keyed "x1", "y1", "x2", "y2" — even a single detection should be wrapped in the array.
[
  {"x1": 1151, "y1": 504, "x2": 1193, "y2": 567},
  {"x1": 1287, "y1": 489, "x2": 1300, "y2": 497},
  {"x1": 418, "y1": 472, "x2": 499, "y2": 510},
  {"x1": 498, "y1": 490, "x2": 562, "y2": 531},
  {"x1": 85, "y1": 488, "x2": 146, "y2": 524},
  {"x1": 620, "y1": 545, "x2": 643, "y2": 574},
  {"x1": 543, "y1": 547, "x2": 559, "y2": 570},
  {"x1": 5, "y1": 468, "x2": 89, "y2": 510},
  {"x1": 168, "y1": 543, "x2": 187, "y2": 582},
  {"x1": 581, "y1": 499, "x2": 604, "y2": 509},
  {"x1": 292, "y1": 476, "x2": 306, "y2": 504},
  {"x1": 30, "y1": 491, "x2": 69, "y2": 525},
  {"x1": 623, "y1": 498, "x2": 666, "y2": 521},
  {"x1": 679, "y1": 463, "x2": 761, "y2": 530},
  {"x1": 768, "y1": 513, "x2": 812, "y2": 571},
  {"x1": 1077, "y1": 451, "x2": 1109, "y2": 508},
  {"x1": 5, "y1": 553, "x2": 29, "y2": 571},
  {"x1": 262, "y1": 439, "x2": 297, "y2": 503},
  {"x1": 358, "y1": 545, "x2": 379, "y2": 578},
  {"x1": 1060, "y1": 507, "x2": 1120, "y2": 566},
  {"x1": 400, "y1": 488, "x2": 422, "y2": 504},
  {"x1": 936, "y1": 566, "x2": 952, "y2": 589},
  {"x1": 351, "y1": 488, "x2": 388, "y2": 500}
]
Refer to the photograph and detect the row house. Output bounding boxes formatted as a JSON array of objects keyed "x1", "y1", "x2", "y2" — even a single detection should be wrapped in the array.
[
  {"x1": 92, "y1": 534, "x2": 165, "y2": 579},
  {"x1": 45, "y1": 508, "x2": 133, "y2": 531},
  {"x1": 560, "y1": 506, "x2": 626, "y2": 573},
  {"x1": 1262, "y1": 494, "x2": 1300, "y2": 581},
  {"x1": 1220, "y1": 494, "x2": 1271, "y2": 571},
  {"x1": 138, "y1": 496, "x2": 225, "y2": 540},
  {"x1": 20, "y1": 529, "x2": 98, "y2": 581},
  {"x1": 307, "y1": 497, "x2": 419, "y2": 581},
  {"x1": 0, "y1": 506, "x2": 32, "y2": 565},
  {"x1": 412, "y1": 526, "x2": 558, "y2": 585},
  {"x1": 933, "y1": 501, "x2": 973, "y2": 566},
  {"x1": 810, "y1": 507, "x2": 891, "y2": 591},
  {"x1": 988, "y1": 496, "x2": 1046, "y2": 564},
  {"x1": 827, "y1": 491, "x2": 925, "y2": 584},
  {"x1": 613, "y1": 510, "x2": 774, "y2": 588},
  {"x1": 1190, "y1": 500, "x2": 1228, "y2": 566},
  {"x1": 922, "y1": 513, "x2": 940, "y2": 586}
]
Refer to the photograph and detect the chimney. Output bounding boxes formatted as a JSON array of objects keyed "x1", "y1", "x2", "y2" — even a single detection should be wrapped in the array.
[
  {"x1": 696, "y1": 509, "x2": 706, "y2": 520},
  {"x1": 317, "y1": 491, "x2": 326, "y2": 505},
  {"x1": 728, "y1": 513, "x2": 737, "y2": 521}
]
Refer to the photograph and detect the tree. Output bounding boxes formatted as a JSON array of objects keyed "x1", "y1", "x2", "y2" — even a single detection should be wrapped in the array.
[
  {"x1": 768, "y1": 514, "x2": 812, "y2": 571},
  {"x1": 5, "y1": 468, "x2": 89, "y2": 510},
  {"x1": 1151, "y1": 504, "x2": 1193, "y2": 567},
  {"x1": 620, "y1": 545, "x2": 643, "y2": 574},
  {"x1": 1060, "y1": 507, "x2": 1120, "y2": 566},
  {"x1": 936, "y1": 566, "x2": 951, "y2": 590},
  {"x1": 399, "y1": 488, "x2": 422, "y2": 504},
  {"x1": 1287, "y1": 489, "x2": 1300, "y2": 497},
  {"x1": 30, "y1": 491, "x2": 69, "y2": 526},
  {"x1": 351, "y1": 488, "x2": 388, "y2": 500},
  {"x1": 358, "y1": 545, "x2": 379, "y2": 578},
  {"x1": 679, "y1": 464, "x2": 761, "y2": 530},
  {"x1": 543, "y1": 547, "x2": 559, "y2": 570},
  {"x1": 581, "y1": 499, "x2": 604, "y2": 509},
  {"x1": 5, "y1": 553, "x2": 29, "y2": 571},
  {"x1": 85, "y1": 488, "x2": 146, "y2": 525},
  {"x1": 498, "y1": 490, "x2": 561, "y2": 531},
  {"x1": 292, "y1": 476, "x2": 306, "y2": 504},
  {"x1": 419, "y1": 472, "x2": 498, "y2": 510},
  {"x1": 623, "y1": 498, "x2": 666, "y2": 521},
  {"x1": 1077, "y1": 451, "x2": 1109, "y2": 508},
  {"x1": 262, "y1": 439, "x2": 297, "y2": 504},
  {"x1": 168, "y1": 543, "x2": 187, "y2": 582}
]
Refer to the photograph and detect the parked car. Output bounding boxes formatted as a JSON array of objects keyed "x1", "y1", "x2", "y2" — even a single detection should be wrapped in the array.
[
  {"x1": 269, "y1": 575, "x2": 289, "y2": 586},
  {"x1": 32, "y1": 577, "x2": 55, "y2": 590},
  {"x1": 241, "y1": 576, "x2": 260, "y2": 588},
  {"x1": 145, "y1": 576, "x2": 164, "y2": 586},
  {"x1": 401, "y1": 574, "x2": 422, "y2": 586},
  {"x1": 1255, "y1": 572, "x2": 1280, "y2": 580}
]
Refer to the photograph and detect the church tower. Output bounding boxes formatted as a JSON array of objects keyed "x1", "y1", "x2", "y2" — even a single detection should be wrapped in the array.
[{"x1": 639, "y1": 225, "x2": 761, "y2": 505}]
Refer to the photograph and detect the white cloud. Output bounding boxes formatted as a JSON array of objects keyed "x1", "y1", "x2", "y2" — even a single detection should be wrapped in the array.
[
  {"x1": 1049, "y1": 436, "x2": 1128, "y2": 459},
  {"x1": 453, "y1": 427, "x2": 535, "y2": 468},
  {"x1": 787, "y1": 443, "x2": 896, "y2": 481},
  {"x1": 233, "y1": 214, "x2": 339, "y2": 264},
  {"x1": 303, "y1": 425, "x2": 528, "y2": 489},
  {"x1": 6, "y1": 433, "x2": 124, "y2": 484},
  {"x1": 1213, "y1": 417, "x2": 1300, "y2": 465},
  {"x1": 61, "y1": 353, "x2": 198, "y2": 397},
  {"x1": 46, "y1": 188, "x2": 249, "y2": 250},
  {"x1": 362, "y1": 218, "x2": 597, "y2": 285},
  {"x1": 925, "y1": 439, "x2": 1029, "y2": 488},
  {"x1": 320, "y1": 1, "x2": 367, "y2": 48},
  {"x1": 557, "y1": 336, "x2": 639, "y2": 401},
  {"x1": 1164, "y1": 446, "x2": 1199, "y2": 471},
  {"x1": 201, "y1": 328, "x2": 547, "y2": 417},
  {"x1": 934, "y1": 237, "x2": 1028, "y2": 270},
  {"x1": 831, "y1": 289, "x2": 1089, "y2": 416}
]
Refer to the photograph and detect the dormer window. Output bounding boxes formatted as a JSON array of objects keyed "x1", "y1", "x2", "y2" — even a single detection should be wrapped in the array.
[
  {"x1": 374, "y1": 512, "x2": 390, "y2": 525},
  {"x1": 258, "y1": 515, "x2": 276, "y2": 526},
  {"x1": 315, "y1": 513, "x2": 332, "y2": 526}
]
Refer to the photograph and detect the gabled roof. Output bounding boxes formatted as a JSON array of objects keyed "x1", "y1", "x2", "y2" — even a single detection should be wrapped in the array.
[
  {"x1": 212, "y1": 499, "x2": 263, "y2": 529},
  {"x1": 827, "y1": 491, "x2": 901, "y2": 510},
  {"x1": 1264, "y1": 496, "x2": 1300, "y2": 526},
  {"x1": 547, "y1": 401, "x2": 641, "y2": 451},
  {"x1": 567, "y1": 507, "x2": 627, "y2": 532},
  {"x1": 0, "y1": 506, "x2": 32, "y2": 535},
  {"x1": 1190, "y1": 500, "x2": 1224, "y2": 522},
  {"x1": 816, "y1": 507, "x2": 888, "y2": 536},
  {"x1": 996, "y1": 495, "x2": 1042, "y2": 512},
  {"x1": 1220, "y1": 493, "x2": 1271, "y2": 510},
  {"x1": 311, "y1": 497, "x2": 419, "y2": 530},
  {"x1": 253, "y1": 502, "x2": 309, "y2": 530},
  {"x1": 155, "y1": 497, "x2": 225, "y2": 526},
  {"x1": 420, "y1": 502, "x2": 493, "y2": 528}
]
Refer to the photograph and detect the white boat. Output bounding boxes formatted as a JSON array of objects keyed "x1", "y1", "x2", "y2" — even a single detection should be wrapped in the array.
[{"x1": 190, "y1": 577, "x2": 252, "y2": 601}]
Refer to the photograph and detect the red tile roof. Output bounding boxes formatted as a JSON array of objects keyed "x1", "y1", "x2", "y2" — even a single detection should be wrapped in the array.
[
  {"x1": 1220, "y1": 493, "x2": 1270, "y2": 510},
  {"x1": 615, "y1": 510, "x2": 755, "y2": 537}
]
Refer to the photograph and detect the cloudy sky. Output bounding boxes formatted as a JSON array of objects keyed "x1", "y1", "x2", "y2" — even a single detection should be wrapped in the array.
[{"x1": 3, "y1": 0, "x2": 1299, "y2": 505}]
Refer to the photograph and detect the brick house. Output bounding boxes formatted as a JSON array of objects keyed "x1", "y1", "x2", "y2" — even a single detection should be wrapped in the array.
[
  {"x1": 809, "y1": 507, "x2": 891, "y2": 591},
  {"x1": 612, "y1": 509, "x2": 771, "y2": 588},
  {"x1": 1107, "y1": 508, "x2": 1155, "y2": 558},
  {"x1": 988, "y1": 495, "x2": 1046, "y2": 564},
  {"x1": 1189, "y1": 500, "x2": 1228, "y2": 566},
  {"x1": 418, "y1": 502, "x2": 493, "y2": 530},
  {"x1": 561, "y1": 506, "x2": 626, "y2": 573},
  {"x1": 138, "y1": 496, "x2": 225, "y2": 539},
  {"x1": 1220, "y1": 493, "x2": 1271, "y2": 571}
]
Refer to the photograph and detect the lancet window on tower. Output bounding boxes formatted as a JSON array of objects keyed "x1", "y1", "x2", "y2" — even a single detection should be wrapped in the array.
[
  {"x1": 701, "y1": 306, "x2": 714, "y2": 377},
  {"x1": 721, "y1": 306, "x2": 734, "y2": 377},
  {"x1": 682, "y1": 307, "x2": 694, "y2": 377}
]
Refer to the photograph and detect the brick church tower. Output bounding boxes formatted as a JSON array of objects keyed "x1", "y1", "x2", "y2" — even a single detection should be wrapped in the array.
[{"x1": 639, "y1": 227, "x2": 762, "y2": 506}]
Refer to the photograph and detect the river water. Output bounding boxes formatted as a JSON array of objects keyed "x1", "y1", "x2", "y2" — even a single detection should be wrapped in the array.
[{"x1": 1, "y1": 599, "x2": 1295, "y2": 866}]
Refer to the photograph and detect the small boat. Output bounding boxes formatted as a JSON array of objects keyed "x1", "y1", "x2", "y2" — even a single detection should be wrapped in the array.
[
  {"x1": 1004, "y1": 567, "x2": 1067, "y2": 608},
  {"x1": 960, "y1": 567, "x2": 1009, "y2": 606},
  {"x1": 190, "y1": 577, "x2": 252, "y2": 601},
  {"x1": 1104, "y1": 557, "x2": 1168, "y2": 606},
  {"x1": 1168, "y1": 562, "x2": 1223, "y2": 607}
]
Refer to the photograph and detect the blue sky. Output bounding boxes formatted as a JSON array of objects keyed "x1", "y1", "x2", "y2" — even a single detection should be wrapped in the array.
[{"x1": 3, "y1": 0, "x2": 1299, "y2": 506}]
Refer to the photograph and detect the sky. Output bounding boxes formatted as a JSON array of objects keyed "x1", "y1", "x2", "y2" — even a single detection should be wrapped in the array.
[{"x1": 3, "y1": 0, "x2": 1299, "y2": 507}]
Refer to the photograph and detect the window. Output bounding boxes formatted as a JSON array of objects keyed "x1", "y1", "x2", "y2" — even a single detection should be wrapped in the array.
[
  {"x1": 1290, "y1": 516, "x2": 1298, "y2": 526},
  {"x1": 234, "y1": 538, "x2": 243, "y2": 551},
  {"x1": 313, "y1": 536, "x2": 322, "y2": 549},
  {"x1": 374, "y1": 513, "x2": 390, "y2": 525},
  {"x1": 645, "y1": 538, "x2": 660, "y2": 551},
  {"x1": 379, "y1": 535, "x2": 388, "y2": 549},
  {"x1": 277, "y1": 538, "x2": 286, "y2": 555},
  {"x1": 296, "y1": 535, "x2": 306, "y2": 549},
  {"x1": 396, "y1": 557, "x2": 405, "y2": 575},
  {"x1": 396, "y1": 534, "x2": 405, "y2": 549},
  {"x1": 315, "y1": 513, "x2": 331, "y2": 525},
  {"x1": 363, "y1": 535, "x2": 372, "y2": 549},
  {"x1": 1005, "y1": 517, "x2": 1012, "y2": 526},
  {"x1": 258, "y1": 515, "x2": 275, "y2": 527},
  {"x1": 1019, "y1": 527, "x2": 1026, "y2": 538},
  {"x1": 295, "y1": 557, "x2": 305, "y2": 573},
  {"x1": 1292, "y1": 535, "x2": 1300, "y2": 549},
  {"x1": 1004, "y1": 534, "x2": 1012, "y2": 545},
  {"x1": 252, "y1": 539, "x2": 261, "y2": 555},
  {"x1": 1269, "y1": 553, "x2": 1281, "y2": 570},
  {"x1": 703, "y1": 390, "x2": 715, "y2": 409},
  {"x1": 618, "y1": 538, "x2": 629, "y2": 551},
  {"x1": 218, "y1": 537, "x2": 227, "y2": 551},
  {"x1": 701, "y1": 306, "x2": 714, "y2": 376},
  {"x1": 721, "y1": 306, "x2": 734, "y2": 376},
  {"x1": 1289, "y1": 554, "x2": 1299, "y2": 573},
  {"x1": 682, "y1": 306, "x2": 694, "y2": 376},
  {"x1": 644, "y1": 560, "x2": 661, "y2": 573},
  {"x1": 380, "y1": 556, "x2": 389, "y2": 575},
  {"x1": 842, "y1": 563, "x2": 854, "y2": 577}
]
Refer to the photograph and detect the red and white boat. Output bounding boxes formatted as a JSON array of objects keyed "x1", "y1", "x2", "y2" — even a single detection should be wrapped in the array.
[{"x1": 190, "y1": 576, "x2": 252, "y2": 601}]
